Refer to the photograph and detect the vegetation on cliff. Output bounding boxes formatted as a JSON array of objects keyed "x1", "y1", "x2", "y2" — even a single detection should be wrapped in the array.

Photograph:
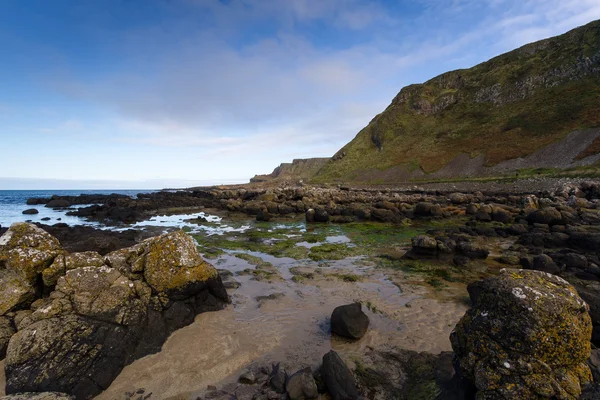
[{"x1": 314, "y1": 20, "x2": 600, "y2": 183}]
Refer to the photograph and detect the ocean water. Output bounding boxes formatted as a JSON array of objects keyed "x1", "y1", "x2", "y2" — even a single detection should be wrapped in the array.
[{"x1": 0, "y1": 190, "x2": 150, "y2": 228}]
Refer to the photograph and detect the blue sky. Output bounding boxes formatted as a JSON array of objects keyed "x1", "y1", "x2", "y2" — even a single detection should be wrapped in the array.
[{"x1": 1, "y1": 0, "x2": 599, "y2": 189}]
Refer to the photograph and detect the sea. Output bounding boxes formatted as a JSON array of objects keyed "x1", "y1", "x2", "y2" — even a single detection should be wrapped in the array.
[
  {"x1": 0, "y1": 190, "x2": 150, "y2": 228},
  {"x1": 0, "y1": 190, "x2": 233, "y2": 234}
]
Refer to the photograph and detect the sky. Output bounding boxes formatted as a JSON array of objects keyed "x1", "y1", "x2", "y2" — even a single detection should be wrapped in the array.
[{"x1": 1, "y1": 0, "x2": 599, "y2": 189}]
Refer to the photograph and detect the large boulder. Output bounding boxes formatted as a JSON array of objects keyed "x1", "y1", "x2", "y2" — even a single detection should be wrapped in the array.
[
  {"x1": 451, "y1": 269, "x2": 592, "y2": 399},
  {"x1": 331, "y1": 303, "x2": 369, "y2": 340},
  {"x1": 5, "y1": 230, "x2": 229, "y2": 399}
]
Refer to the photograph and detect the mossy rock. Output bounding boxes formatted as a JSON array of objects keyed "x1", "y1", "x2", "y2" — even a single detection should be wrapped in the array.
[
  {"x1": 451, "y1": 269, "x2": 592, "y2": 399},
  {"x1": 143, "y1": 231, "x2": 218, "y2": 296},
  {"x1": 0, "y1": 223, "x2": 62, "y2": 286}
]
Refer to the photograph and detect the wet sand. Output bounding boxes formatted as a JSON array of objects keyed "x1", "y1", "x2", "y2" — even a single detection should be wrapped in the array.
[{"x1": 97, "y1": 263, "x2": 468, "y2": 400}]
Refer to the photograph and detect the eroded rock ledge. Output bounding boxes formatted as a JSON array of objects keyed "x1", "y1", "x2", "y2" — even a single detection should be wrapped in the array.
[{"x1": 0, "y1": 223, "x2": 229, "y2": 399}]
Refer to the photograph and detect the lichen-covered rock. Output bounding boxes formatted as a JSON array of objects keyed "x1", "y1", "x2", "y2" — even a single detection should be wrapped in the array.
[
  {"x1": 0, "y1": 269, "x2": 35, "y2": 315},
  {"x1": 451, "y1": 269, "x2": 592, "y2": 399},
  {"x1": 5, "y1": 230, "x2": 229, "y2": 399},
  {"x1": 0, "y1": 223, "x2": 62, "y2": 286}
]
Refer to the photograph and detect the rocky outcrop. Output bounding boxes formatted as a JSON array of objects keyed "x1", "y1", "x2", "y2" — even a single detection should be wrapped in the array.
[
  {"x1": 1, "y1": 226, "x2": 229, "y2": 400},
  {"x1": 451, "y1": 269, "x2": 592, "y2": 399},
  {"x1": 250, "y1": 158, "x2": 329, "y2": 183}
]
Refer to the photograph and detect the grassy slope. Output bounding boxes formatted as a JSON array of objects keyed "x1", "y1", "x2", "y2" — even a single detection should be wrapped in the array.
[{"x1": 314, "y1": 20, "x2": 600, "y2": 183}]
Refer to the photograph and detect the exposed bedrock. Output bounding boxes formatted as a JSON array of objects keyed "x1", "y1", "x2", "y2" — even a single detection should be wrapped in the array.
[{"x1": 0, "y1": 223, "x2": 229, "y2": 399}]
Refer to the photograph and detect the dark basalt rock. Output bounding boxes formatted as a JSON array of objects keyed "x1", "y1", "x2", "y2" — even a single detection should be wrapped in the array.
[
  {"x1": 321, "y1": 350, "x2": 358, "y2": 400},
  {"x1": 330, "y1": 303, "x2": 369, "y2": 340},
  {"x1": 22, "y1": 209, "x2": 39, "y2": 215}
]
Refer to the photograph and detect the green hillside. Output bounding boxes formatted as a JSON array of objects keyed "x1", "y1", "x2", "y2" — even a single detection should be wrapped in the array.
[{"x1": 314, "y1": 20, "x2": 600, "y2": 183}]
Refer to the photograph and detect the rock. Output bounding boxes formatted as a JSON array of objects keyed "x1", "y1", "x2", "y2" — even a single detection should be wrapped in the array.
[
  {"x1": 256, "y1": 208, "x2": 271, "y2": 222},
  {"x1": 305, "y1": 209, "x2": 316, "y2": 223},
  {"x1": 45, "y1": 199, "x2": 71, "y2": 208},
  {"x1": 239, "y1": 371, "x2": 257, "y2": 384},
  {"x1": 0, "y1": 393, "x2": 74, "y2": 399},
  {"x1": 491, "y1": 208, "x2": 512, "y2": 223},
  {"x1": 475, "y1": 210, "x2": 492, "y2": 222},
  {"x1": 22, "y1": 209, "x2": 39, "y2": 215},
  {"x1": 449, "y1": 193, "x2": 469, "y2": 204},
  {"x1": 314, "y1": 208, "x2": 329, "y2": 223},
  {"x1": 465, "y1": 204, "x2": 479, "y2": 215},
  {"x1": 269, "y1": 363, "x2": 287, "y2": 393},
  {"x1": 321, "y1": 350, "x2": 358, "y2": 400},
  {"x1": 286, "y1": 367, "x2": 318, "y2": 400},
  {"x1": 455, "y1": 241, "x2": 489, "y2": 259},
  {"x1": 451, "y1": 269, "x2": 592, "y2": 399},
  {"x1": 526, "y1": 207, "x2": 564, "y2": 225},
  {"x1": 530, "y1": 254, "x2": 560, "y2": 275},
  {"x1": 5, "y1": 230, "x2": 229, "y2": 399},
  {"x1": 0, "y1": 223, "x2": 62, "y2": 285},
  {"x1": 0, "y1": 316, "x2": 15, "y2": 358},
  {"x1": 0, "y1": 223, "x2": 63, "y2": 313},
  {"x1": 410, "y1": 235, "x2": 438, "y2": 256},
  {"x1": 331, "y1": 303, "x2": 369, "y2": 340}
]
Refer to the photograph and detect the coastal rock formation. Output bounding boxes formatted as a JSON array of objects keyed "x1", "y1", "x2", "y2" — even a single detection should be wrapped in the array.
[
  {"x1": 451, "y1": 269, "x2": 592, "y2": 399},
  {"x1": 1, "y1": 225, "x2": 229, "y2": 399},
  {"x1": 250, "y1": 158, "x2": 329, "y2": 183}
]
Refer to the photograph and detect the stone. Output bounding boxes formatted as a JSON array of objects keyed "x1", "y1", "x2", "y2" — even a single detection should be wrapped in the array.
[
  {"x1": 269, "y1": 363, "x2": 287, "y2": 394},
  {"x1": 305, "y1": 209, "x2": 316, "y2": 223},
  {"x1": 530, "y1": 254, "x2": 560, "y2": 275},
  {"x1": 22, "y1": 209, "x2": 39, "y2": 215},
  {"x1": 286, "y1": 367, "x2": 318, "y2": 400},
  {"x1": 331, "y1": 303, "x2": 369, "y2": 340},
  {"x1": 0, "y1": 393, "x2": 74, "y2": 399},
  {"x1": 451, "y1": 269, "x2": 592, "y2": 399},
  {"x1": 314, "y1": 208, "x2": 329, "y2": 223},
  {"x1": 410, "y1": 235, "x2": 437, "y2": 256},
  {"x1": 321, "y1": 350, "x2": 358, "y2": 400},
  {"x1": 0, "y1": 223, "x2": 62, "y2": 286},
  {"x1": 0, "y1": 316, "x2": 15, "y2": 358},
  {"x1": 455, "y1": 241, "x2": 489, "y2": 259},
  {"x1": 5, "y1": 230, "x2": 229, "y2": 399},
  {"x1": 239, "y1": 371, "x2": 257, "y2": 384},
  {"x1": 526, "y1": 207, "x2": 564, "y2": 226},
  {"x1": 45, "y1": 199, "x2": 71, "y2": 208}
]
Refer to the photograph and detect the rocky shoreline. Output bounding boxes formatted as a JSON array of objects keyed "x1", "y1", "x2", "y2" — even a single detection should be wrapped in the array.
[{"x1": 2, "y1": 177, "x2": 600, "y2": 398}]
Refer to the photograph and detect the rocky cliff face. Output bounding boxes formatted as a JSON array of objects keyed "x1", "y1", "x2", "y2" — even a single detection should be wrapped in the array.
[
  {"x1": 314, "y1": 20, "x2": 600, "y2": 183},
  {"x1": 250, "y1": 158, "x2": 329, "y2": 183}
]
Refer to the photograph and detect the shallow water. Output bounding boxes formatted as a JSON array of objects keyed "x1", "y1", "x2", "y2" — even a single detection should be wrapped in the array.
[{"x1": 97, "y1": 225, "x2": 469, "y2": 400}]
